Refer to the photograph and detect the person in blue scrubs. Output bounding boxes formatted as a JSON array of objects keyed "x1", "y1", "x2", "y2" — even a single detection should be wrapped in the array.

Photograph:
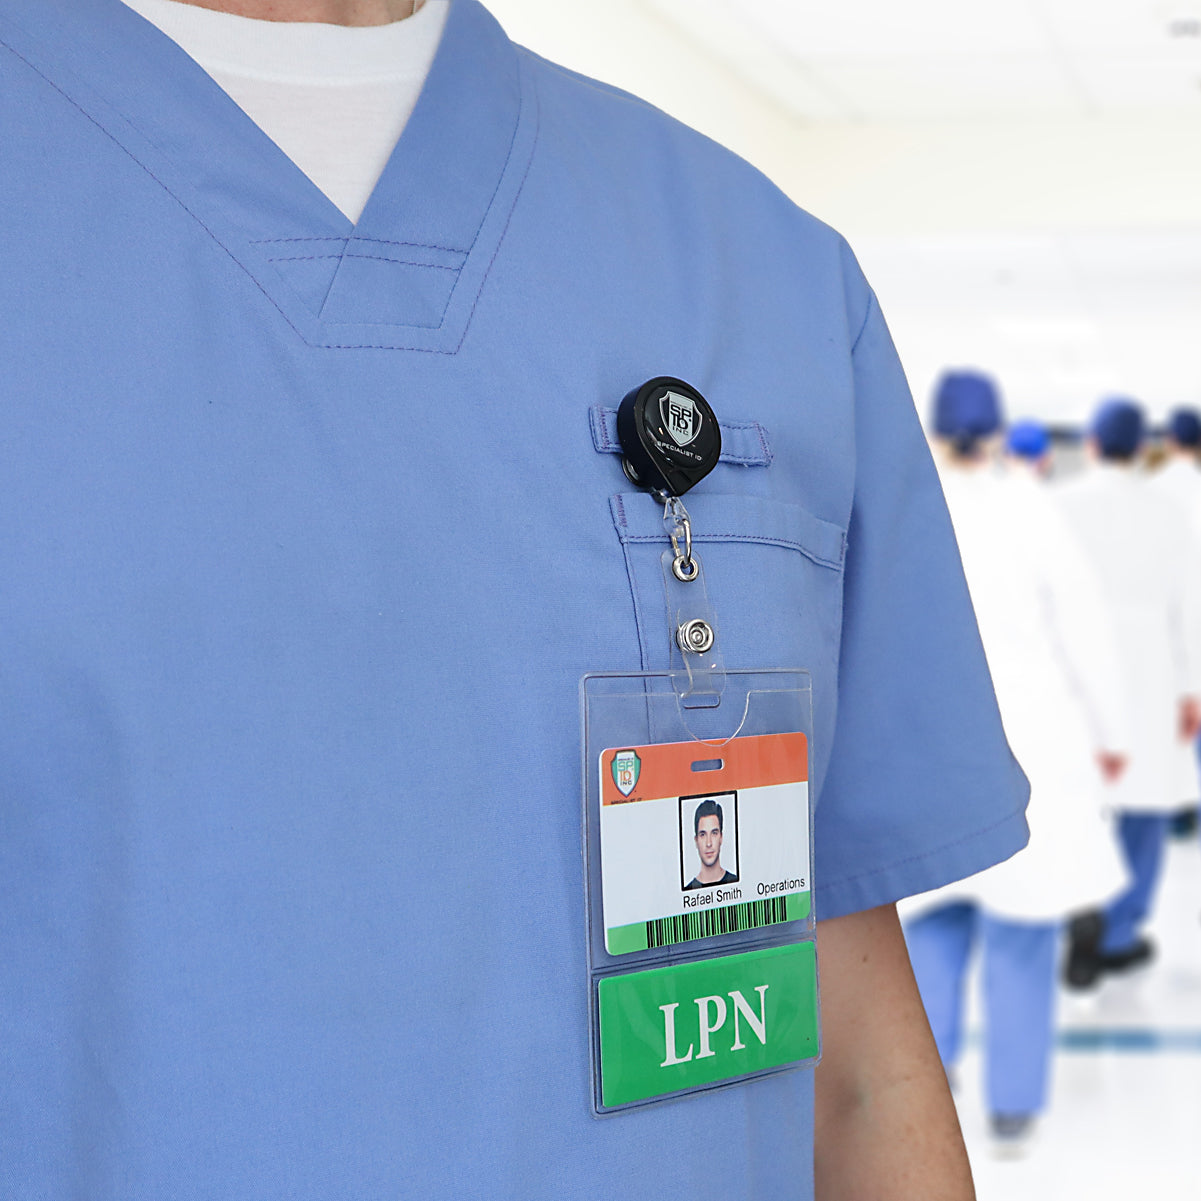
[{"x1": 0, "y1": 2, "x2": 1028, "y2": 1198}]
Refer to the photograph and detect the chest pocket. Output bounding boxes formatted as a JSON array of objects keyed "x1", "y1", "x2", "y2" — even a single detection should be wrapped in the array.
[{"x1": 608, "y1": 490, "x2": 847, "y2": 681}]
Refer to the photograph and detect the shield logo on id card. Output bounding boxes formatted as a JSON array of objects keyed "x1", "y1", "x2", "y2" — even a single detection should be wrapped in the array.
[{"x1": 611, "y1": 749, "x2": 641, "y2": 797}]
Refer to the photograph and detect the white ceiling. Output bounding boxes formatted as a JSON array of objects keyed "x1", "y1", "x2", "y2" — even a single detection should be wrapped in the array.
[
  {"x1": 633, "y1": 1, "x2": 1201, "y2": 421},
  {"x1": 646, "y1": 0, "x2": 1201, "y2": 119}
]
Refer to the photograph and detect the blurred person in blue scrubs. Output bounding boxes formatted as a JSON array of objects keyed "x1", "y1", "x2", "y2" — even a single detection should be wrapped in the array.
[
  {"x1": 1058, "y1": 400, "x2": 1201, "y2": 984},
  {"x1": 0, "y1": 3, "x2": 1031, "y2": 1199},
  {"x1": 904, "y1": 375, "x2": 1129, "y2": 1155}
]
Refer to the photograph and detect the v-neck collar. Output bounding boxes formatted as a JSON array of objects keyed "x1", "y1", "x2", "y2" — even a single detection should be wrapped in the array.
[{"x1": 0, "y1": 0, "x2": 538, "y2": 351}]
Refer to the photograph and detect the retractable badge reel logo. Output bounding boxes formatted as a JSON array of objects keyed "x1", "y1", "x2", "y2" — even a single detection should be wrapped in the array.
[
  {"x1": 611, "y1": 749, "x2": 641, "y2": 797},
  {"x1": 661, "y1": 390, "x2": 699, "y2": 448}
]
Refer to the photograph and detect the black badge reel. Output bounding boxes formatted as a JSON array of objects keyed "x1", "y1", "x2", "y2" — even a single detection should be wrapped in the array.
[{"x1": 617, "y1": 377, "x2": 721, "y2": 499}]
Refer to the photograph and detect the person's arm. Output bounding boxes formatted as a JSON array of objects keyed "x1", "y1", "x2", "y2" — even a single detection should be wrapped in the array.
[{"x1": 814, "y1": 903, "x2": 974, "y2": 1201}]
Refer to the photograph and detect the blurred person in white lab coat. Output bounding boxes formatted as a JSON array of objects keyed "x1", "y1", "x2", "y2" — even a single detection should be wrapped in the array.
[
  {"x1": 904, "y1": 375, "x2": 1129, "y2": 1154},
  {"x1": 1150, "y1": 408, "x2": 1201, "y2": 534},
  {"x1": 1148, "y1": 408, "x2": 1201, "y2": 838},
  {"x1": 1149, "y1": 408, "x2": 1201, "y2": 602},
  {"x1": 1057, "y1": 399, "x2": 1201, "y2": 984}
]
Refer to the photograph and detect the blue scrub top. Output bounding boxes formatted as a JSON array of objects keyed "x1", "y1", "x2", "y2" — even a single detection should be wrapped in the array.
[{"x1": 0, "y1": 1, "x2": 1028, "y2": 1196}]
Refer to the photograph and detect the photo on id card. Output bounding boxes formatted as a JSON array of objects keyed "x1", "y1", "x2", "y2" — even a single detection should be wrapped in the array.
[{"x1": 599, "y1": 733, "x2": 810, "y2": 957}]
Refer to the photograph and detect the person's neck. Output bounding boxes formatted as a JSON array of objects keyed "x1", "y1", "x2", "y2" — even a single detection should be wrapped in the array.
[{"x1": 167, "y1": 0, "x2": 422, "y2": 25}]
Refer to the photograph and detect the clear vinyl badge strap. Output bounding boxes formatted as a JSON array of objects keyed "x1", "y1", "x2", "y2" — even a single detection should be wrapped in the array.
[
  {"x1": 663, "y1": 495, "x2": 698, "y2": 583},
  {"x1": 660, "y1": 495, "x2": 725, "y2": 704}
]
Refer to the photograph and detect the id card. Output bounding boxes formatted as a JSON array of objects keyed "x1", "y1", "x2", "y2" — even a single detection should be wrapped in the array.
[
  {"x1": 600, "y1": 733, "x2": 810, "y2": 955},
  {"x1": 581, "y1": 671, "x2": 819, "y2": 1114}
]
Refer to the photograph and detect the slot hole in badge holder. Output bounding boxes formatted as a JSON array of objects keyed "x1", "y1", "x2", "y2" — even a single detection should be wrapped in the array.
[{"x1": 691, "y1": 758, "x2": 724, "y2": 773}]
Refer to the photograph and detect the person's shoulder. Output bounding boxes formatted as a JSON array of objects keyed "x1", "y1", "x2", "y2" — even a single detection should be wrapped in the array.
[
  {"x1": 1004, "y1": 471, "x2": 1060, "y2": 520},
  {"x1": 517, "y1": 44, "x2": 853, "y2": 256},
  {"x1": 1152, "y1": 458, "x2": 1201, "y2": 500},
  {"x1": 1054, "y1": 470, "x2": 1101, "y2": 502},
  {"x1": 516, "y1": 48, "x2": 875, "y2": 351}
]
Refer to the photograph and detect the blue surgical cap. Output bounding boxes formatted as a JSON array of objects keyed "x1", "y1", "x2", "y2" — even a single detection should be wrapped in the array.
[
  {"x1": 1006, "y1": 420, "x2": 1049, "y2": 460},
  {"x1": 1092, "y1": 398, "x2": 1145, "y2": 460},
  {"x1": 931, "y1": 371, "x2": 1003, "y2": 440},
  {"x1": 1168, "y1": 408, "x2": 1201, "y2": 449}
]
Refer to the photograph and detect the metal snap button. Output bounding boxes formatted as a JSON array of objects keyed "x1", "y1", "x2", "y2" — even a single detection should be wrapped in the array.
[{"x1": 676, "y1": 618, "x2": 715, "y2": 655}]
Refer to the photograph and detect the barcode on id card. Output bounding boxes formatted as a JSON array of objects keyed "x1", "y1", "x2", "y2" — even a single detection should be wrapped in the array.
[{"x1": 645, "y1": 896, "x2": 790, "y2": 949}]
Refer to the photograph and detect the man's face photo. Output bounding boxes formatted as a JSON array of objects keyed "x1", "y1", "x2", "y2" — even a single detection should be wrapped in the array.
[
  {"x1": 682, "y1": 795, "x2": 737, "y2": 889},
  {"x1": 695, "y1": 813, "x2": 723, "y2": 871}
]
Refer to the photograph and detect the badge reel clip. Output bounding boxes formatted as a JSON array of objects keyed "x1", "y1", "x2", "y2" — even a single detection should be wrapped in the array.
[{"x1": 618, "y1": 377, "x2": 725, "y2": 707}]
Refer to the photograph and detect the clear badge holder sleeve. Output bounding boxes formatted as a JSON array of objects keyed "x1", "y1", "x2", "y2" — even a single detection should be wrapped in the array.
[{"x1": 581, "y1": 668, "x2": 819, "y2": 1115}]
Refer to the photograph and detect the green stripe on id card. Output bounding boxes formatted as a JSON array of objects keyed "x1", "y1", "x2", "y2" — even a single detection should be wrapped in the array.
[{"x1": 606, "y1": 891, "x2": 811, "y2": 955}]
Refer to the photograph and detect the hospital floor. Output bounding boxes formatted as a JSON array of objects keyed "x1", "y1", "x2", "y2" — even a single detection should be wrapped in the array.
[{"x1": 954, "y1": 834, "x2": 1201, "y2": 1198}]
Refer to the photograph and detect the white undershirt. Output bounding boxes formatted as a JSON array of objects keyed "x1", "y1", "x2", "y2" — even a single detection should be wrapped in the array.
[{"x1": 121, "y1": 0, "x2": 449, "y2": 221}]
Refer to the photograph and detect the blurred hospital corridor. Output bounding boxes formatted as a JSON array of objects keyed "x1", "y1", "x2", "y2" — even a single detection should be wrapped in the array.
[{"x1": 956, "y1": 831, "x2": 1201, "y2": 1198}]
